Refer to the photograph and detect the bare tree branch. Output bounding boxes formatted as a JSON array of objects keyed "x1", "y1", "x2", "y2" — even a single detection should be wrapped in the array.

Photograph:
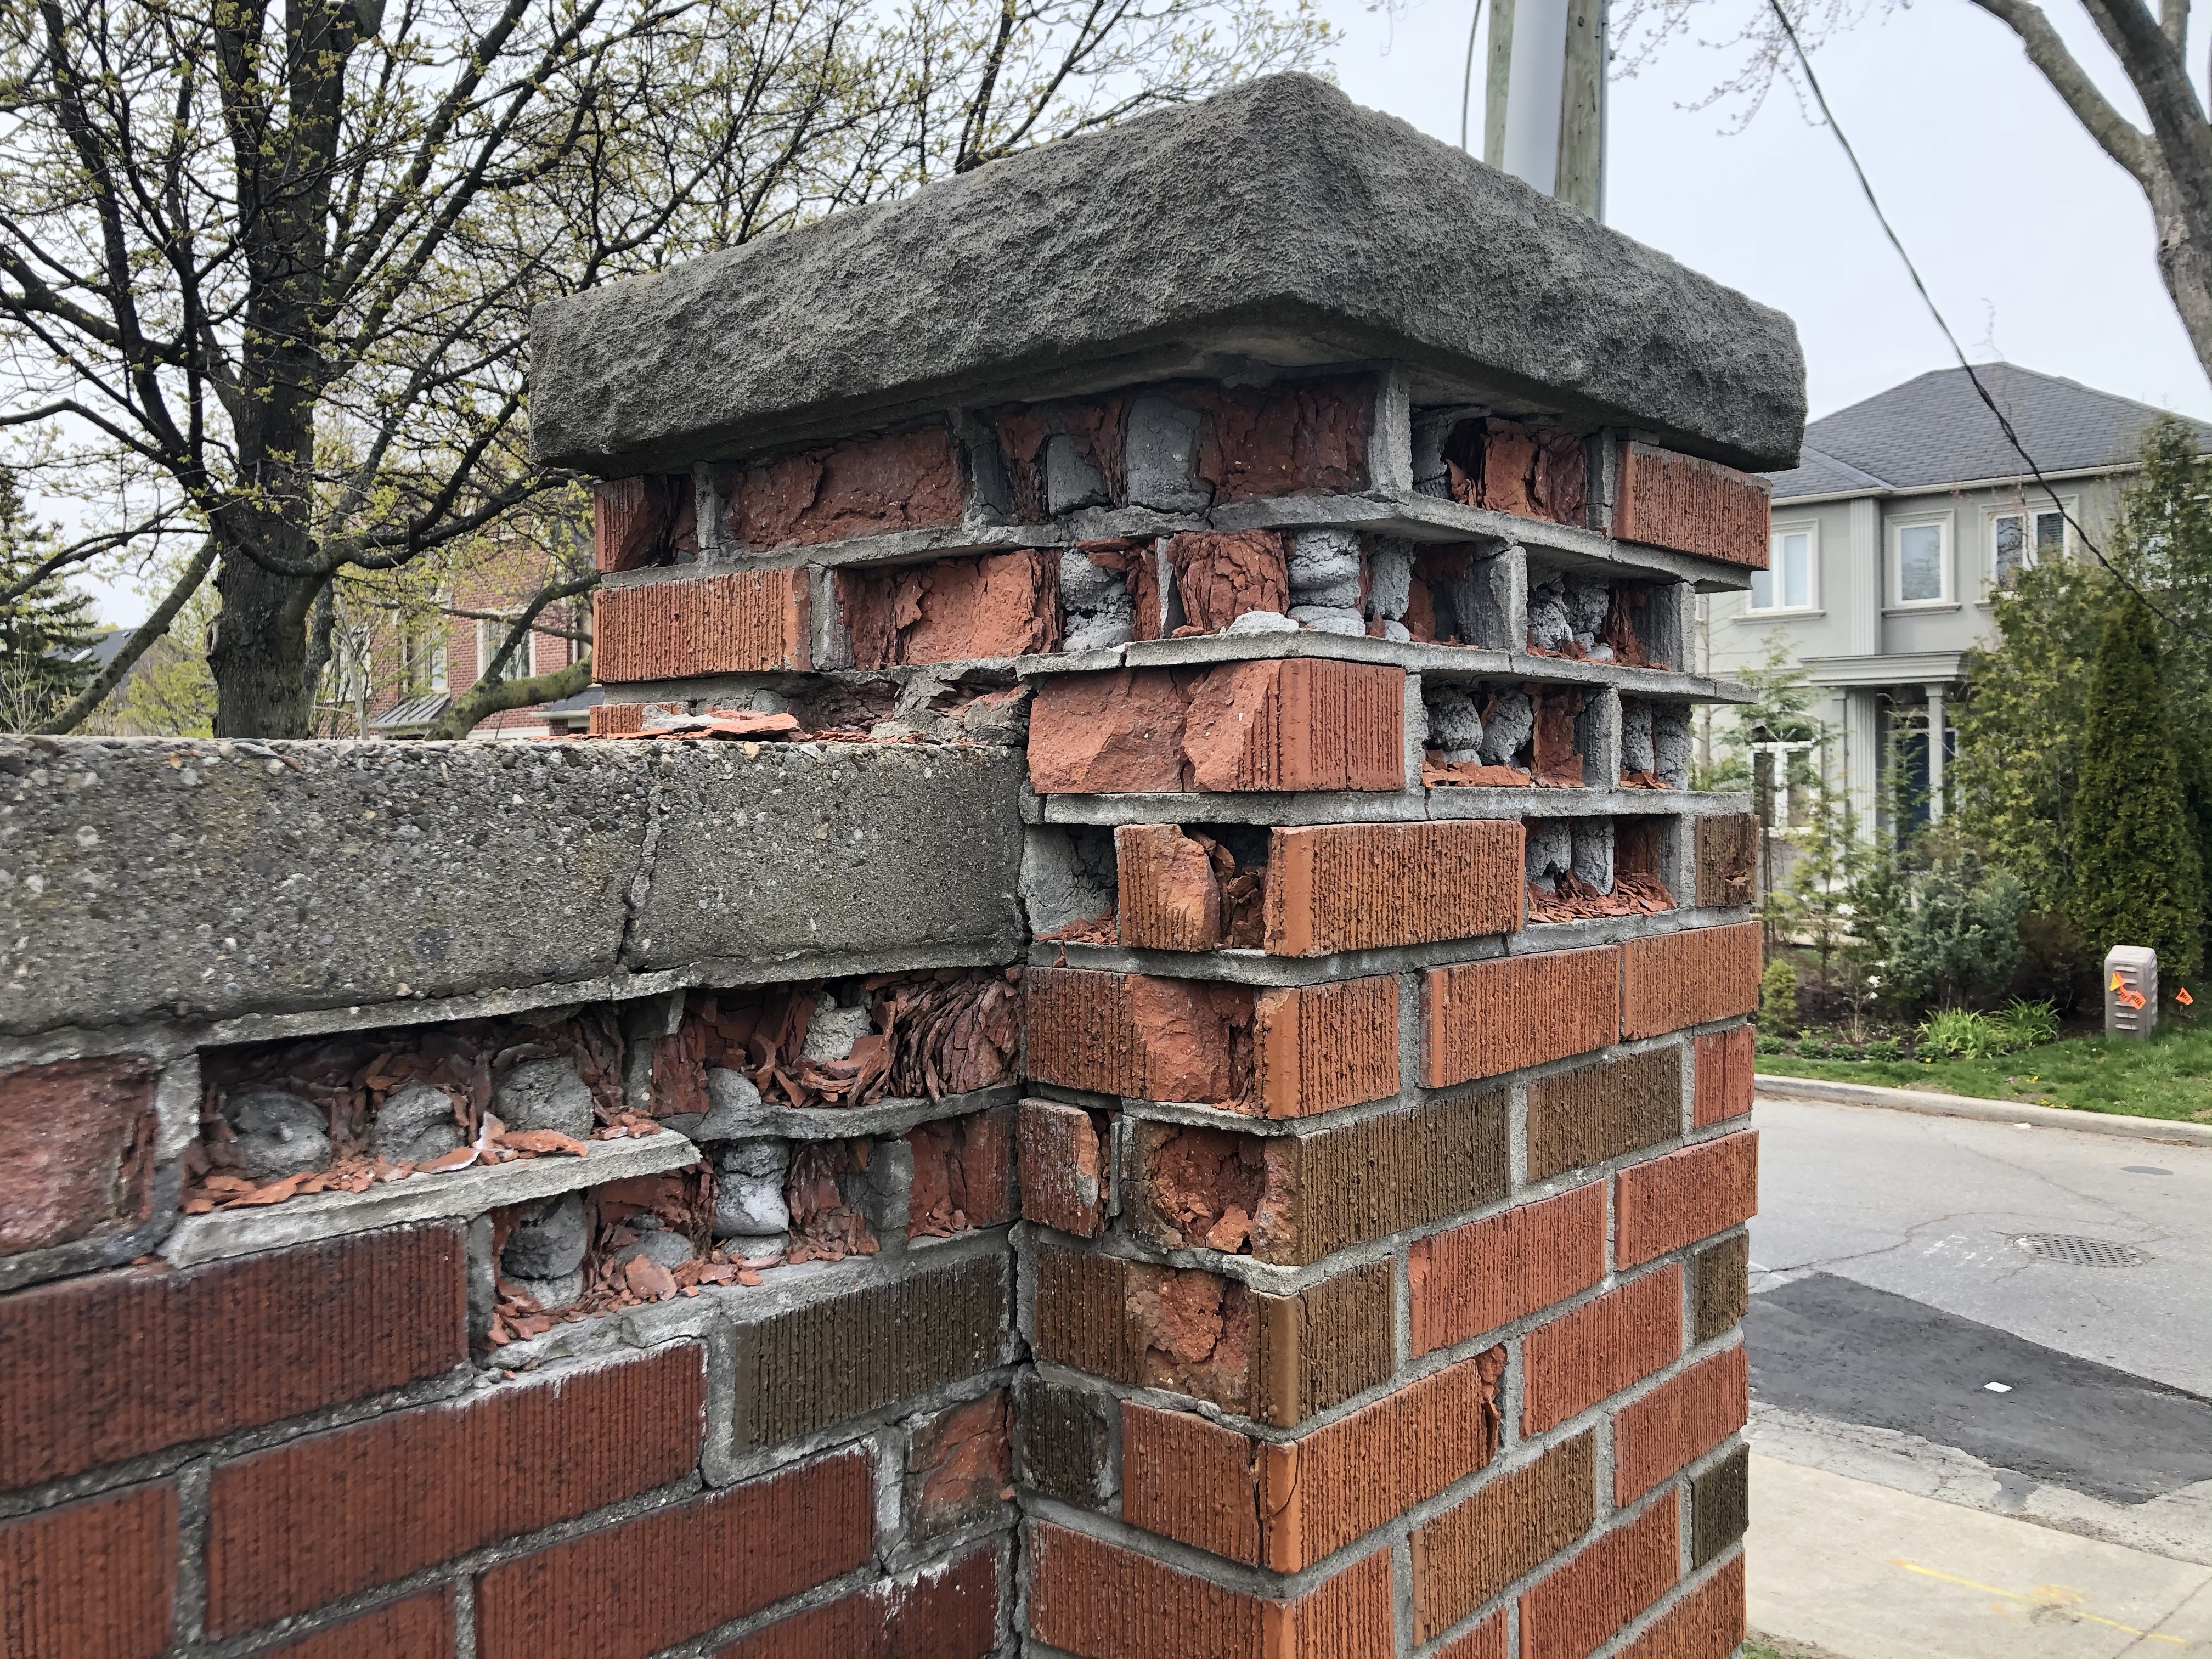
[{"x1": 34, "y1": 536, "x2": 216, "y2": 733}]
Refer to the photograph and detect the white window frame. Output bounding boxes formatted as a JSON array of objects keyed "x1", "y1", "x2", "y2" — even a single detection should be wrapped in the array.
[
  {"x1": 1750, "y1": 521, "x2": 1821, "y2": 615},
  {"x1": 477, "y1": 617, "x2": 533, "y2": 683},
  {"x1": 1889, "y1": 511, "x2": 1955, "y2": 609},
  {"x1": 1985, "y1": 496, "x2": 2074, "y2": 594}
]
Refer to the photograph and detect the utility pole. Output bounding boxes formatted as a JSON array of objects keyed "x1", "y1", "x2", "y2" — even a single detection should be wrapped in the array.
[{"x1": 1475, "y1": 0, "x2": 1607, "y2": 219}]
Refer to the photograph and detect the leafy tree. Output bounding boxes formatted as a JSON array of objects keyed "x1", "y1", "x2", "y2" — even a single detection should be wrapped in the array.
[
  {"x1": 83, "y1": 583, "x2": 219, "y2": 737},
  {"x1": 2068, "y1": 598, "x2": 2205, "y2": 975},
  {"x1": 0, "y1": 469, "x2": 99, "y2": 729}
]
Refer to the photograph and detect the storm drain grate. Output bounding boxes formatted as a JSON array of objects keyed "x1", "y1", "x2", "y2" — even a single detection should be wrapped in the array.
[{"x1": 2011, "y1": 1233, "x2": 2151, "y2": 1269}]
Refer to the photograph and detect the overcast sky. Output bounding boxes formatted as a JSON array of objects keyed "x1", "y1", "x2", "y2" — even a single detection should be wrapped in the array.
[{"x1": 1317, "y1": 0, "x2": 2210, "y2": 425}]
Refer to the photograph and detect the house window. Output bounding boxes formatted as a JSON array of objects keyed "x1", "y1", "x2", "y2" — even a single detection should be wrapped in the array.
[
  {"x1": 1893, "y1": 517, "x2": 1950, "y2": 606},
  {"x1": 1991, "y1": 506, "x2": 2067, "y2": 589},
  {"x1": 397, "y1": 613, "x2": 447, "y2": 696},
  {"x1": 1752, "y1": 527, "x2": 1816, "y2": 612},
  {"x1": 478, "y1": 618, "x2": 533, "y2": 683}
]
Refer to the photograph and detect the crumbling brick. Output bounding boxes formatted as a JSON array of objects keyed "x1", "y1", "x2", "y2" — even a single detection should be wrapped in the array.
[
  {"x1": 1517, "y1": 1496, "x2": 1678, "y2": 1659},
  {"x1": 1691, "y1": 1446, "x2": 1751, "y2": 1568},
  {"x1": 1165, "y1": 531, "x2": 1291, "y2": 630},
  {"x1": 0, "y1": 1482, "x2": 176, "y2": 1659},
  {"x1": 1, "y1": 1225, "x2": 465, "y2": 1493},
  {"x1": 1018, "y1": 1098, "x2": 1107, "y2": 1238},
  {"x1": 1265, "y1": 820, "x2": 1524, "y2": 956},
  {"x1": 1409, "y1": 1182, "x2": 1607, "y2": 1356},
  {"x1": 260, "y1": 1588, "x2": 456, "y2": 1659},
  {"x1": 1613, "y1": 1346, "x2": 1748, "y2": 1505},
  {"x1": 1692, "y1": 1232, "x2": 1751, "y2": 1342},
  {"x1": 475, "y1": 1448, "x2": 873, "y2": 1659},
  {"x1": 726, "y1": 426, "x2": 966, "y2": 548},
  {"x1": 1615, "y1": 1132, "x2": 1758, "y2": 1268},
  {"x1": 1027, "y1": 669, "x2": 1193, "y2": 794},
  {"x1": 0, "y1": 1052, "x2": 156, "y2": 1256},
  {"x1": 1525, "y1": 1046, "x2": 1683, "y2": 1182},
  {"x1": 1620, "y1": 922, "x2": 1762, "y2": 1040},
  {"x1": 1121, "y1": 1401, "x2": 1262, "y2": 1564},
  {"x1": 1615, "y1": 441, "x2": 1770, "y2": 568},
  {"x1": 593, "y1": 569, "x2": 810, "y2": 682},
  {"x1": 592, "y1": 475, "x2": 696, "y2": 572},
  {"x1": 1443, "y1": 417, "x2": 1588, "y2": 526},
  {"x1": 734, "y1": 1252, "x2": 1009, "y2": 1448},
  {"x1": 1181, "y1": 659, "x2": 1406, "y2": 793},
  {"x1": 1253, "y1": 975, "x2": 1400, "y2": 1118},
  {"x1": 991, "y1": 394, "x2": 1127, "y2": 518},
  {"x1": 1116, "y1": 824, "x2": 1224, "y2": 951},
  {"x1": 904, "y1": 1390, "x2": 1012, "y2": 1541},
  {"x1": 906, "y1": 1104, "x2": 1017, "y2": 1239},
  {"x1": 1692, "y1": 1024, "x2": 1755, "y2": 1127},
  {"x1": 1026, "y1": 1522, "x2": 1392, "y2": 1659},
  {"x1": 840, "y1": 548, "x2": 1060, "y2": 667},
  {"x1": 1187, "y1": 376, "x2": 1375, "y2": 504},
  {"x1": 1521, "y1": 1266, "x2": 1682, "y2": 1435},
  {"x1": 1016, "y1": 1373, "x2": 1114, "y2": 1509},
  {"x1": 1023, "y1": 967, "x2": 1251, "y2": 1107},
  {"x1": 1621, "y1": 1555, "x2": 1746, "y2": 1659},
  {"x1": 1410, "y1": 1435, "x2": 1595, "y2": 1642},
  {"x1": 1694, "y1": 814, "x2": 1759, "y2": 909},
  {"x1": 1422, "y1": 947, "x2": 1621, "y2": 1087},
  {"x1": 714, "y1": 1544, "x2": 1001, "y2": 1659},
  {"x1": 204, "y1": 1345, "x2": 704, "y2": 1633}
]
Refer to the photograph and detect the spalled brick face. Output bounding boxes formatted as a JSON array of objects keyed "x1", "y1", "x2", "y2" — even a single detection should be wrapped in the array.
[
  {"x1": 0, "y1": 1053, "x2": 156, "y2": 1255},
  {"x1": 262, "y1": 1589, "x2": 457, "y2": 1659},
  {"x1": 1116, "y1": 823, "x2": 1226, "y2": 951},
  {"x1": 475, "y1": 1448, "x2": 874, "y2": 1659},
  {"x1": 1423, "y1": 946, "x2": 1622, "y2": 1087},
  {"x1": 1254, "y1": 976, "x2": 1400, "y2": 1118},
  {"x1": 204, "y1": 1346, "x2": 705, "y2": 1634},
  {"x1": 1691, "y1": 1445, "x2": 1751, "y2": 1568},
  {"x1": 1018, "y1": 1098, "x2": 1107, "y2": 1237},
  {"x1": 906, "y1": 1105, "x2": 1016, "y2": 1239},
  {"x1": 1693, "y1": 814, "x2": 1759, "y2": 909},
  {"x1": 1615, "y1": 441, "x2": 1770, "y2": 568},
  {"x1": 1620, "y1": 922, "x2": 1762, "y2": 1040},
  {"x1": 594, "y1": 569, "x2": 810, "y2": 682},
  {"x1": 1518, "y1": 1496, "x2": 1679, "y2": 1659},
  {"x1": 1166, "y1": 531, "x2": 1291, "y2": 630},
  {"x1": 1265, "y1": 820, "x2": 1524, "y2": 956},
  {"x1": 840, "y1": 549, "x2": 1059, "y2": 667},
  {"x1": 1411, "y1": 1435, "x2": 1596, "y2": 1641},
  {"x1": 905, "y1": 1391, "x2": 1012, "y2": 1542},
  {"x1": 1188, "y1": 376, "x2": 1375, "y2": 503},
  {"x1": 592, "y1": 475, "x2": 695, "y2": 572},
  {"x1": 1692, "y1": 1232, "x2": 1751, "y2": 1342},
  {"x1": 735, "y1": 1251, "x2": 1009, "y2": 1448},
  {"x1": 1620, "y1": 1556, "x2": 1746, "y2": 1659},
  {"x1": 1615, "y1": 1132, "x2": 1758, "y2": 1268},
  {"x1": 726, "y1": 426, "x2": 966, "y2": 548},
  {"x1": 1521, "y1": 1266, "x2": 1682, "y2": 1435},
  {"x1": 1613, "y1": 1345, "x2": 1748, "y2": 1504},
  {"x1": 0, "y1": 1224, "x2": 466, "y2": 1493},
  {"x1": 714, "y1": 1544, "x2": 1001, "y2": 1659},
  {"x1": 1026, "y1": 1523, "x2": 1392, "y2": 1659},
  {"x1": 1525, "y1": 1046, "x2": 1683, "y2": 1182},
  {"x1": 1025, "y1": 669, "x2": 1193, "y2": 793},
  {"x1": 1024, "y1": 967, "x2": 1250, "y2": 1106},
  {"x1": 1409, "y1": 1182, "x2": 1607, "y2": 1356},
  {"x1": 1692, "y1": 1024, "x2": 1755, "y2": 1127},
  {"x1": 0, "y1": 1482, "x2": 176, "y2": 1659}
]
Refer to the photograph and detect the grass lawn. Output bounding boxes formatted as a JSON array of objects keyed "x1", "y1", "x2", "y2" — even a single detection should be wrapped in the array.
[{"x1": 1756, "y1": 1019, "x2": 2212, "y2": 1122}]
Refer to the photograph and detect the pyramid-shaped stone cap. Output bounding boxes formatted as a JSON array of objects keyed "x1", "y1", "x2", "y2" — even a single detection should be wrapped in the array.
[{"x1": 531, "y1": 74, "x2": 1804, "y2": 477}]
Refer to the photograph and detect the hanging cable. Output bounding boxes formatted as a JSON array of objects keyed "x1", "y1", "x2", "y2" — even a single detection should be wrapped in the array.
[
  {"x1": 1763, "y1": 0, "x2": 2201, "y2": 641},
  {"x1": 1462, "y1": 0, "x2": 1488, "y2": 153}
]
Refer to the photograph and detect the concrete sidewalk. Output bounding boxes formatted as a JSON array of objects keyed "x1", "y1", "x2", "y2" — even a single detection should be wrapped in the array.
[{"x1": 1749, "y1": 1453, "x2": 2212, "y2": 1657}]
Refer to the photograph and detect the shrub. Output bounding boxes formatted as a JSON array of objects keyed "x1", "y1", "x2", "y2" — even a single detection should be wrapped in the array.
[
  {"x1": 1917, "y1": 1008, "x2": 2006, "y2": 1060},
  {"x1": 1864, "y1": 1038, "x2": 1902, "y2": 1062},
  {"x1": 1993, "y1": 997, "x2": 2060, "y2": 1051},
  {"x1": 1759, "y1": 958, "x2": 1799, "y2": 1035},
  {"x1": 1754, "y1": 1034, "x2": 1787, "y2": 1056},
  {"x1": 1885, "y1": 847, "x2": 2027, "y2": 1010},
  {"x1": 1796, "y1": 1036, "x2": 1832, "y2": 1060}
]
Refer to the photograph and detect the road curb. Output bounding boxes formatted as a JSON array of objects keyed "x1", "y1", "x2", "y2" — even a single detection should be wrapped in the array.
[{"x1": 1753, "y1": 1073, "x2": 2212, "y2": 1148}]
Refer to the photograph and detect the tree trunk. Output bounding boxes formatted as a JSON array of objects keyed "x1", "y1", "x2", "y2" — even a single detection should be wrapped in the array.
[
  {"x1": 207, "y1": 534, "x2": 322, "y2": 737},
  {"x1": 2151, "y1": 167, "x2": 2212, "y2": 385}
]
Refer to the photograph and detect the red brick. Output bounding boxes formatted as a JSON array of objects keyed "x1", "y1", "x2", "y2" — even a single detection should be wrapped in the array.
[
  {"x1": 715, "y1": 1545, "x2": 1001, "y2": 1659},
  {"x1": 1443, "y1": 417, "x2": 1588, "y2": 525},
  {"x1": 1018, "y1": 1099, "x2": 1107, "y2": 1238},
  {"x1": 1436, "y1": 1610, "x2": 1510, "y2": 1659},
  {"x1": 592, "y1": 475, "x2": 695, "y2": 572},
  {"x1": 906, "y1": 1105, "x2": 1015, "y2": 1238},
  {"x1": 1692, "y1": 1026, "x2": 1755, "y2": 1127},
  {"x1": 1182, "y1": 659, "x2": 1405, "y2": 793},
  {"x1": 1116, "y1": 824, "x2": 1224, "y2": 951},
  {"x1": 1166, "y1": 530, "x2": 1291, "y2": 630},
  {"x1": 1619, "y1": 1556, "x2": 1745, "y2": 1659},
  {"x1": 1266, "y1": 820, "x2": 1523, "y2": 956},
  {"x1": 205, "y1": 1345, "x2": 704, "y2": 1634},
  {"x1": 1254, "y1": 976, "x2": 1400, "y2": 1118},
  {"x1": 1410, "y1": 1434, "x2": 1595, "y2": 1641},
  {"x1": 905, "y1": 1391, "x2": 1012, "y2": 1541},
  {"x1": 1422, "y1": 947, "x2": 1621, "y2": 1087},
  {"x1": 0, "y1": 1482, "x2": 175, "y2": 1659},
  {"x1": 1614, "y1": 1347, "x2": 1748, "y2": 1505},
  {"x1": 1614, "y1": 441, "x2": 1770, "y2": 568},
  {"x1": 1121, "y1": 1401, "x2": 1262, "y2": 1564},
  {"x1": 1615, "y1": 1132, "x2": 1758, "y2": 1268},
  {"x1": 1521, "y1": 1267, "x2": 1682, "y2": 1435},
  {"x1": 1519, "y1": 1498, "x2": 1679, "y2": 1659},
  {"x1": 1188, "y1": 376, "x2": 1375, "y2": 503},
  {"x1": 841, "y1": 549, "x2": 1059, "y2": 667},
  {"x1": 1692, "y1": 815, "x2": 1758, "y2": 909},
  {"x1": 1620, "y1": 923, "x2": 1761, "y2": 1040},
  {"x1": 1027, "y1": 669, "x2": 1193, "y2": 794},
  {"x1": 0, "y1": 1053, "x2": 156, "y2": 1256},
  {"x1": 261, "y1": 1589, "x2": 456, "y2": 1659},
  {"x1": 593, "y1": 569, "x2": 810, "y2": 682},
  {"x1": 0, "y1": 1225, "x2": 465, "y2": 1493},
  {"x1": 1409, "y1": 1183, "x2": 1607, "y2": 1356},
  {"x1": 585, "y1": 701, "x2": 679, "y2": 736},
  {"x1": 728, "y1": 426, "x2": 966, "y2": 548},
  {"x1": 1026, "y1": 1522, "x2": 1391, "y2": 1659},
  {"x1": 475, "y1": 1447, "x2": 873, "y2": 1659},
  {"x1": 1023, "y1": 967, "x2": 1249, "y2": 1106}
]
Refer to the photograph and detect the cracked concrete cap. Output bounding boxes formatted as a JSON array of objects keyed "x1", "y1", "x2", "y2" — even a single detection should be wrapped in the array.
[{"x1": 531, "y1": 73, "x2": 1805, "y2": 475}]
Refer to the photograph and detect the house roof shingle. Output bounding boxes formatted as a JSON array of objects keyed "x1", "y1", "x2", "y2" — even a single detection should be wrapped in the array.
[{"x1": 1765, "y1": 364, "x2": 2211, "y2": 498}]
